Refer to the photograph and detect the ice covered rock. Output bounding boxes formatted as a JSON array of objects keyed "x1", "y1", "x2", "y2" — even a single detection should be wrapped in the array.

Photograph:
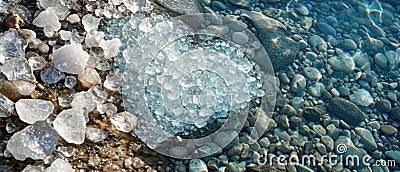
[
  {"x1": 77, "y1": 68, "x2": 101, "y2": 87},
  {"x1": 109, "y1": 111, "x2": 138, "y2": 133},
  {"x1": 53, "y1": 108, "x2": 86, "y2": 144},
  {"x1": 82, "y1": 14, "x2": 100, "y2": 32},
  {"x1": 85, "y1": 127, "x2": 107, "y2": 142},
  {"x1": 0, "y1": 57, "x2": 36, "y2": 82},
  {"x1": 40, "y1": 66, "x2": 65, "y2": 85},
  {"x1": 99, "y1": 38, "x2": 121, "y2": 59},
  {"x1": 0, "y1": 29, "x2": 27, "y2": 64},
  {"x1": 52, "y1": 43, "x2": 90, "y2": 74},
  {"x1": 0, "y1": 92, "x2": 14, "y2": 118},
  {"x1": 32, "y1": 9, "x2": 61, "y2": 37},
  {"x1": 45, "y1": 159, "x2": 73, "y2": 172},
  {"x1": 16, "y1": 99, "x2": 54, "y2": 124},
  {"x1": 6, "y1": 121, "x2": 59, "y2": 160},
  {"x1": 103, "y1": 73, "x2": 123, "y2": 91}
]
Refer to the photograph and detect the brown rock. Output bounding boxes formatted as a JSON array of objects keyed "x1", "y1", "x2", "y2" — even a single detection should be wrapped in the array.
[{"x1": 380, "y1": 125, "x2": 398, "y2": 136}]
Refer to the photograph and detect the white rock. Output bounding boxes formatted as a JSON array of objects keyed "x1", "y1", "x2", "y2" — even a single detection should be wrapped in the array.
[
  {"x1": 350, "y1": 89, "x2": 374, "y2": 106},
  {"x1": 16, "y1": 99, "x2": 54, "y2": 124},
  {"x1": 45, "y1": 159, "x2": 73, "y2": 172},
  {"x1": 82, "y1": 14, "x2": 101, "y2": 32},
  {"x1": 22, "y1": 165, "x2": 45, "y2": 172},
  {"x1": 109, "y1": 111, "x2": 138, "y2": 133},
  {"x1": 32, "y1": 9, "x2": 61, "y2": 37},
  {"x1": 52, "y1": 43, "x2": 90, "y2": 74},
  {"x1": 1, "y1": 57, "x2": 36, "y2": 82},
  {"x1": 59, "y1": 30, "x2": 72, "y2": 41},
  {"x1": 53, "y1": 108, "x2": 87, "y2": 144},
  {"x1": 99, "y1": 38, "x2": 122, "y2": 59},
  {"x1": 85, "y1": 127, "x2": 107, "y2": 142}
]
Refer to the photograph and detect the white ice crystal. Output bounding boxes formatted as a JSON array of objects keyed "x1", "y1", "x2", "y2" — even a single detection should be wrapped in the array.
[
  {"x1": 99, "y1": 38, "x2": 121, "y2": 59},
  {"x1": 53, "y1": 108, "x2": 86, "y2": 144},
  {"x1": 45, "y1": 159, "x2": 73, "y2": 172},
  {"x1": 32, "y1": 8, "x2": 61, "y2": 37},
  {"x1": 52, "y1": 43, "x2": 90, "y2": 74},
  {"x1": 16, "y1": 99, "x2": 54, "y2": 124}
]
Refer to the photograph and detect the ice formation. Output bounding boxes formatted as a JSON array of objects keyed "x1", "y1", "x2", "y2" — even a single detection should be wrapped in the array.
[
  {"x1": 45, "y1": 159, "x2": 73, "y2": 172},
  {"x1": 0, "y1": 93, "x2": 14, "y2": 118},
  {"x1": 32, "y1": 8, "x2": 61, "y2": 37},
  {"x1": 52, "y1": 43, "x2": 90, "y2": 74},
  {"x1": 104, "y1": 13, "x2": 275, "y2": 158},
  {"x1": 53, "y1": 108, "x2": 86, "y2": 144},
  {"x1": 0, "y1": 29, "x2": 27, "y2": 64},
  {"x1": 6, "y1": 121, "x2": 59, "y2": 160},
  {"x1": 15, "y1": 99, "x2": 54, "y2": 124}
]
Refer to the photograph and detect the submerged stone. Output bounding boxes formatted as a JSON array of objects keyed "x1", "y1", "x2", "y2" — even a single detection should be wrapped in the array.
[
  {"x1": 328, "y1": 98, "x2": 366, "y2": 126},
  {"x1": 15, "y1": 99, "x2": 54, "y2": 124},
  {"x1": 53, "y1": 108, "x2": 86, "y2": 144}
]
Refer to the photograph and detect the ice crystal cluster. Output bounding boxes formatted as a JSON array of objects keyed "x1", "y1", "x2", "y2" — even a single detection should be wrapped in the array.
[{"x1": 105, "y1": 13, "x2": 275, "y2": 158}]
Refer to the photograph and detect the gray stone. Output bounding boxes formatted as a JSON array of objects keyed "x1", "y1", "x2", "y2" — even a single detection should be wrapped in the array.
[
  {"x1": 289, "y1": 116, "x2": 302, "y2": 129},
  {"x1": 313, "y1": 125, "x2": 327, "y2": 137},
  {"x1": 338, "y1": 86, "x2": 350, "y2": 97},
  {"x1": 291, "y1": 74, "x2": 306, "y2": 92},
  {"x1": 341, "y1": 39, "x2": 357, "y2": 51},
  {"x1": 328, "y1": 98, "x2": 366, "y2": 126},
  {"x1": 385, "y1": 150, "x2": 400, "y2": 163},
  {"x1": 389, "y1": 107, "x2": 400, "y2": 120},
  {"x1": 189, "y1": 159, "x2": 208, "y2": 172},
  {"x1": 380, "y1": 125, "x2": 397, "y2": 136},
  {"x1": 303, "y1": 105, "x2": 326, "y2": 122},
  {"x1": 355, "y1": 127, "x2": 377, "y2": 151},
  {"x1": 303, "y1": 67, "x2": 322, "y2": 81},
  {"x1": 375, "y1": 100, "x2": 391, "y2": 113},
  {"x1": 232, "y1": 32, "x2": 249, "y2": 44},
  {"x1": 361, "y1": 38, "x2": 384, "y2": 54},
  {"x1": 308, "y1": 82, "x2": 325, "y2": 97},
  {"x1": 328, "y1": 54, "x2": 355, "y2": 73},
  {"x1": 374, "y1": 53, "x2": 388, "y2": 69},
  {"x1": 321, "y1": 136, "x2": 334, "y2": 151},
  {"x1": 385, "y1": 50, "x2": 400, "y2": 71},
  {"x1": 317, "y1": 22, "x2": 336, "y2": 36},
  {"x1": 241, "y1": 10, "x2": 299, "y2": 71}
]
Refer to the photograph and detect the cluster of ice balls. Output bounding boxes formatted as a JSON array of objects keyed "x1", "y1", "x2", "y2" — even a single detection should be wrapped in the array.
[{"x1": 103, "y1": 12, "x2": 269, "y2": 154}]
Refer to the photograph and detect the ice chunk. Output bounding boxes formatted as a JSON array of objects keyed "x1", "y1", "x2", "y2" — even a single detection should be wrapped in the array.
[
  {"x1": 0, "y1": 57, "x2": 36, "y2": 82},
  {"x1": 0, "y1": 92, "x2": 14, "y2": 118},
  {"x1": 6, "y1": 121, "x2": 59, "y2": 160},
  {"x1": 28, "y1": 55, "x2": 47, "y2": 70},
  {"x1": 53, "y1": 108, "x2": 86, "y2": 144},
  {"x1": 66, "y1": 14, "x2": 80, "y2": 24},
  {"x1": 16, "y1": 99, "x2": 54, "y2": 124},
  {"x1": 45, "y1": 159, "x2": 73, "y2": 172},
  {"x1": 70, "y1": 91, "x2": 96, "y2": 113},
  {"x1": 84, "y1": 30, "x2": 104, "y2": 47},
  {"x1": 32, "y1": 9, "x2": 61, "y2": 37},
  {"x1": 40, "y1": 66, "x2": 65, "y2": 85},
  {"x1": 64, "y1": 76, "x2": 76, "y2": 88},
  {"x1": 0, "y1": 29, "x2": 27, "y2": 64},
  {"x1": 103, "y1": 73, "x2": 123, "y2": 91},
  {"x1": 59, "y1": 30, "x2": 72, "y2": 41},
  {"x1": 82, "y1": 14, "x2": 100, "y2": 32},
  {"x1": 99, "y1": 38, "x2": 121, "y2": 59},
  {"x1": 109, "y1": 111, "x2": 138, "y2": 133},
  {"x1": 85, "y1": 127, "x2": 107, "y2": 142},
  {"x1": 22, "y1": 165, "x2": 45, "y2": 172},
  {"x1": 77, "y1": 68, "x2": 101, "y2": 87},
  {"x1": 52, "y1": 43, "x2": 90, "y2": 74}
]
